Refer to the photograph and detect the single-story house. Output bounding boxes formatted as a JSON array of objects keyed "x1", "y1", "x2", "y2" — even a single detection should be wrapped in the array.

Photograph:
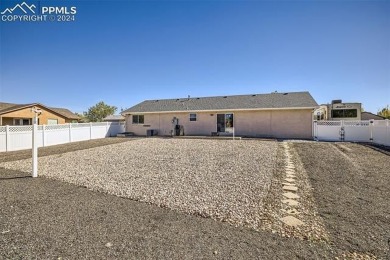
[
  {"x1": 361, "y1": 112, "x2": 385, "y2": 120},
  {"x1": 121, "y1": 91, "x2": 318, "y2": 139},
  {"x1": 103, "y1": 115, "x2": 125, "y2": 122},
  {"x1": 0, "y1": 102, "x2": 80, "y2": 126}
]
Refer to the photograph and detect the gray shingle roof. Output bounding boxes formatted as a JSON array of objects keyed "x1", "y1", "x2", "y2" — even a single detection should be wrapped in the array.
[
  {"x1": 103, "y1": 115, "x2": 125, "y2": 121},
  {"x1": 361, "y1": 112, "x2": 385, "y2": 120},
  {"x1": 122, "y1": 91, "x2": 318, "y2": 114},
  {"x1": 49, "y1": 107, "x2": 80, "y2": 120}
]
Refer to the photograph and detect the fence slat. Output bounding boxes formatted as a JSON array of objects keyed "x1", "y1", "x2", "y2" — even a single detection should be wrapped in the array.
[
  {"x1": 1, "y1": 122, "x2": 125, "y2": 152},
  {"x1": 314, "y1": 120, "x2": 390, "y2": 146}
]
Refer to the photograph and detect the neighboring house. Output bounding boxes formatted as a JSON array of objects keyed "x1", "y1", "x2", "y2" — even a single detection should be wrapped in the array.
[
  {"x1": 361, "y1": 112, "x2": 385, "y2": 120},
  {"x1": 103, "y1": 115, "x2": 125, "y2": 122},
  {"x1": 0, "y1": 102, "x2": 80, "y2": 126},
  {"x1": 121, "y1": 91, "x2": 318, "y2": 139},
  {"x1": 314, "y1": 100, "x2": 362, "y2": 121}
]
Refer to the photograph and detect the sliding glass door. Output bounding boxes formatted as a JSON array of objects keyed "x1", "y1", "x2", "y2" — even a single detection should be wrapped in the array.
[{"x1": 216, "y1": 113, "x2": 234, "y2": 133}]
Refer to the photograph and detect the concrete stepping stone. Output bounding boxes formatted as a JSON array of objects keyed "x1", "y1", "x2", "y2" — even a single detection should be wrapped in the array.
[
  {"x1": 286, "y1": 174, "x2": 296, "y2": 179},
  {"x1": 284, "y1": 178, "x2": 295, "y2": 182},
  {"x1": 283, "y1": 192, "x2": 300, "y2": 199},
  {"x1": 280, "y1": 216, "x2": 304, "y2": 227},
  {"x1": 282, "y1": 199, "x2": 299, "y2": 206},
  {"x1": 282, "y1": 182, "x2": 294, "y2": 186},
  {"x1": 283, "y1": 185, "x2": 298, "y2": 192}
]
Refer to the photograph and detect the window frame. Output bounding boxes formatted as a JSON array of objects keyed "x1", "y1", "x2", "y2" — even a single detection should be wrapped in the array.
[
  {"x1": 132, "y1": 115, "x2": 145, "y2": 124},
  {"x1": 47, "y1": 118, "x2": 58, "y2": 125},
  {"x1": 13, "y1": 118, "x2": 31, "y2": 125},
  {"x1": 332, "y1": 109, "x2": 358, "y2": 118},
  {"x1": 189, "y1": 113, "x2": 197, "y2": 122}
]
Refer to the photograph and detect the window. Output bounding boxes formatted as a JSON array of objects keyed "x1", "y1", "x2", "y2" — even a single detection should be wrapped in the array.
[
  {"x1": 189, "y1": 113, "x2": 197, "y2": 122},
  {"x1": 332, "y1": 109, "x2": 357, "y2": 118},
  {"x1": 14, "y1": 118, "x2": 31, "y2": 125},
  {"x1": 47, "y1": 119, "x2": 58, "y2": 125},
  {"x1": 225, "y1": 114, "x2": 233, "y2": 127},
  {"x1": 132, "y1": 115, "x2": 144, "y2": 124}
]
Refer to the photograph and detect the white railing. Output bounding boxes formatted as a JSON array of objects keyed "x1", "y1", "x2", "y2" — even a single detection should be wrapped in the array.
[
  {"x1": 313, "y1": 120, "x2": 390, "y2": 146},
  {"x1": 0, "y1": 122, "x2": 125, "y2": 152}
]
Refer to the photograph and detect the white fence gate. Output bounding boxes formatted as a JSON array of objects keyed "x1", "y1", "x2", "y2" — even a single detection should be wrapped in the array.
[
  {"x1": 313, "y1": 120, "x2": 390, "y2": 146},
  {"x1": 0, "y1": 122, "x2": 125, "y2": 152}
]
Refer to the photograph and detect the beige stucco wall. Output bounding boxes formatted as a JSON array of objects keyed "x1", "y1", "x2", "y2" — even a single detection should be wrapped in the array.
[
  {"x1": 125, "y1": 109, "x2": 314, "y2": 139},
  {"x1": 0, "y1": 106, "x2": 67, "y2": 125},
  {"x1": 126, "y1": 112, "x2": 216, "y2": 136}
]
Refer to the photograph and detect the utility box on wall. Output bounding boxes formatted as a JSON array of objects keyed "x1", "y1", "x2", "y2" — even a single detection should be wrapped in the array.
[{"x1": 146, "y1": 129, "x2": 158, "y2": 136}]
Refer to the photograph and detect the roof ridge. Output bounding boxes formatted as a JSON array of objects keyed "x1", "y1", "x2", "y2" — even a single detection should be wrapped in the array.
[{"x1": 143, "y1": 91, "x2": 309, "y2": 102}]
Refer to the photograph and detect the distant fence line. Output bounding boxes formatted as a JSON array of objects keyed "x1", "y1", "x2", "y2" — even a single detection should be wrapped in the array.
[
  {"x1": 314, "y1": 120, "x2": 390, "y2": 146},
  {"x1": 1, "y1": 120, "x2": 389, "y2": 153},
  {"x1": 0, "y1": 122, "x2": 125, "y2": 152}
]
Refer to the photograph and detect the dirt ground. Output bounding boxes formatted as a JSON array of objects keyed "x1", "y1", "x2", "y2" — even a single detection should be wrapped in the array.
[
  {"x1": 293, "y1": 142, "x2": 390, "y2": 259},
  {"x1": 1, "y1": 138, "x2": 389, "y2": 259}
]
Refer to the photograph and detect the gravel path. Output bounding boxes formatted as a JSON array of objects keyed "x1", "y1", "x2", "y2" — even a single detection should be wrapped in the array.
[{"x1": 0, "y1": 138, "x2": 277, "y2": 230}]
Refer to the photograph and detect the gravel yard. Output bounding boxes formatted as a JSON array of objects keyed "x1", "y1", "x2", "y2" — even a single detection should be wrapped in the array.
[
  {"x1": 0, "y1": 138, "x2": 278, "y2": 230},
  {"x1": 1, "y1": 138, "x2": 389, "y2": 259}
]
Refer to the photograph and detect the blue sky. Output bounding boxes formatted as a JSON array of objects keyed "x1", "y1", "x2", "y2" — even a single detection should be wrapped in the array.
[{"x1": 1, "y1": 0, "x2": 389, "y2": 114}]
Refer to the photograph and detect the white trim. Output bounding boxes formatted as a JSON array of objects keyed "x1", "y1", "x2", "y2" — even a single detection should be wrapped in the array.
[{"x1": 122, "y1": 107, "x2": 316, "y2": 115}]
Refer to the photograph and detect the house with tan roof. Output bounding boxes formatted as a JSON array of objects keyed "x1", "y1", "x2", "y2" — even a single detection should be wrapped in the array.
[
  {"x1": 121, "y1": 91, "x2": 318, "y2": 139},
  {"x1": 0, "y1": 102, "x2": 80, "y2": 126}
]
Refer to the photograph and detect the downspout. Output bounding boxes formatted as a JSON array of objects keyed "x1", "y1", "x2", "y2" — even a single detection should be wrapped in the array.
[{"x1": 0, "y1": 115, "x2": 2, "y2": 126}]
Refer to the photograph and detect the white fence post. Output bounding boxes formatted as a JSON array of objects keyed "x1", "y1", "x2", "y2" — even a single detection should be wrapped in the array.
[
  {"x1": 90, "y1": 122, "x2": 93, "y2": 139},
  {"x1": 106, "y1": 122, "x2": 109, "y2": 137},
  {"x1": 42, "y1": 125, "x2": 46, "y2": 147},
  {"x1": 387, "y1": 119, "x2": 390, "y2": 146},
  {"x1": 5, "y1": 125, "x2": 9, "y2": 152},
  {"x1": 69, "y1": 123, "x2": 72, "y2": 142},
  {"x1": 369, "y1": 120, "x2": 374, "y2": 142},
  {"x1": 32, "y1": 121, "x2": 38, "y2": 178},
  {"x1": 313, "y1": 120, "x2": 317, "y2": 140}
]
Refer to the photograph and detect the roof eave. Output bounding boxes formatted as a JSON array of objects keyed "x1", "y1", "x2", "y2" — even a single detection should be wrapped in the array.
[{"x1": 121, "y1": 106, "x2": 316, "y2": 115}]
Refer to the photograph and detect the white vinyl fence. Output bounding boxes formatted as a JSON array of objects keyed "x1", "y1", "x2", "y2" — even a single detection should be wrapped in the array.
[
  {"x1": 313, "y1": 120, "x2": 390, "y2": 146},
  {"x1": 0, "y1": 122, "x2": 125, "y2": 152}
]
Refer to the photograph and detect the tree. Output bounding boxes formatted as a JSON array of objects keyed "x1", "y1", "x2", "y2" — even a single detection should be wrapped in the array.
[
  {"x1": 378, "y1": 105, "x2": 390, "y2": 119},
  {"x1": 75, "y1": 112, "x2": 89, "y2": 123},
  {"x1": 84, "y1": 101, "x2": 117, "y2": 122}
]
